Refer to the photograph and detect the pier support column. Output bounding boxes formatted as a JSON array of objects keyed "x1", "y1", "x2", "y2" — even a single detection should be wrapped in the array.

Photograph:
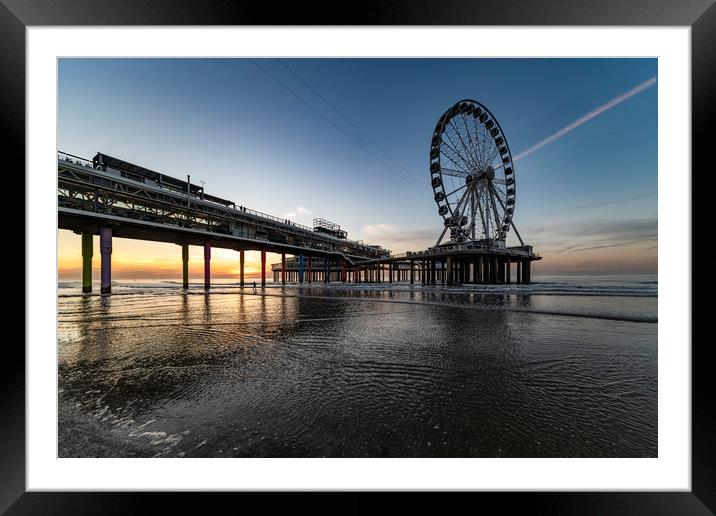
[
  {"x1": 260, "y1": 250, "x2": 266, "y2": 286},
  {"x1": 410, "y1": 261, "x2": 414, "y2": 284},
  {"x1": 446, "y1": 256, "x2": 453, "y2": 284},
  {"x1": 506, "y1": 259, "x2": 511, "y2": 284},
  {"x1": 517, "y1": 260, "x2": 523, "y2": 283},
  {"x1": 307, "y1": 256, "x2": 312, "y2": 284},
  {"x1": 81, "y1": 233, "x2": 93, "y2": 293},
  {"x1": 299, "y1": 253, "x2": 305, "y2": 283},
  {"x1": 281, "y1": 253, "x2": 286, "y2": 284},
  {"x1": 203, "y1": 242, "x2": 211, "y2": 290},
  {"x1": 181, "y1": 243, "x2": 189, "y2": 289},
  {"x1": 525, "y1": 260, "x2": 531, "y2": 284},
  {"x1": 341, "y1": 261, "x2": 346, "y2": 282},
  {"x1": 100, "y1": 227, "x2": 112, "y2": 294},
  {"x1": 389, "y1": 263, "x2": 393, "y2": 283},
  {"x1": 239, "y1": 250, "x2": 245, "y2": 287}
]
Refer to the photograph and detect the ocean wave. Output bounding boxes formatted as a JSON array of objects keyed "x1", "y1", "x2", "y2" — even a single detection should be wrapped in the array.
[{"x1": 58, "y1": 280, "x2": 657, "y2": 298}]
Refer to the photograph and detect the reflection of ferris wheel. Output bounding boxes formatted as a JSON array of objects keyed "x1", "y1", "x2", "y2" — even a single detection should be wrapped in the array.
[{"x1": 430, "y1": 99, "x2": 517, "y2": 245}]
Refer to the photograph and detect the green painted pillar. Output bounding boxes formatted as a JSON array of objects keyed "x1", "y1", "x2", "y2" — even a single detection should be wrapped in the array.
[
  {"x1": 182, "y1": 243, "x2": 189, "y2": 289},
  {"x1": 81, "y1": 233, "x2": 93, "y2": 293}
]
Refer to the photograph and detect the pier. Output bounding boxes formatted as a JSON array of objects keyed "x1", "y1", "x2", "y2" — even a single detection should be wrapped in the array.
[
  {"x1": 58, "y1": 151, "x2": 388, "y2": 293},
  {"x1": 271, "y1": 240, "x2": 539, "y2": 285},
  {"x1": 59, "y1": 146, "x2": 540, "y2": 293}
]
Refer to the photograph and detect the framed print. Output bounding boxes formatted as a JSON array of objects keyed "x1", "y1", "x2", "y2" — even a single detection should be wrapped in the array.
[{"x1": 6, "y1": 0, "x2": 714, "y2": 513}]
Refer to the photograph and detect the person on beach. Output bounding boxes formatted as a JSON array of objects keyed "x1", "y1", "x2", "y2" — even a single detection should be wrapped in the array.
[{"x1": 252, "y1": 281, "x2": 256, "y2": 293}]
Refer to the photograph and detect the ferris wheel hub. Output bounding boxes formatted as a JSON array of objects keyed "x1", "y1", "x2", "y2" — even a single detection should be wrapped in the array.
[{"x1": 484, "y1": 165, "x2": 495, "y2": 181}]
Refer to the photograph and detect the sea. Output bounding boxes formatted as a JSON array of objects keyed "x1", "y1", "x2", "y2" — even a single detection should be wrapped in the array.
[{"x1": 57, "y1": 274, "x2": 657, "y2": 457}]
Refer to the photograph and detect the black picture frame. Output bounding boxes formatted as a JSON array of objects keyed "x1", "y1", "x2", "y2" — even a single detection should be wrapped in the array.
[{"x1": 5, "y1": 1, "x2": 712, "y2": 513}]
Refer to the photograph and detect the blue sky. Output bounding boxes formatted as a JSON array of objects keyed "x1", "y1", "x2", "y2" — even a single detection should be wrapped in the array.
[{"x1": 58, "y1": 58, "x2": 657, "y2": 275}]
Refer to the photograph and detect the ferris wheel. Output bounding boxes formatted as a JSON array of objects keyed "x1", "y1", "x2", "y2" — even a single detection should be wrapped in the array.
[{"x1": 429, "y1": 99, "x2": 518, "y2": 245}]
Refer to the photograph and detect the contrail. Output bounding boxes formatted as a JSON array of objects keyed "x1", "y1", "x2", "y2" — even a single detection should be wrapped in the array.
[{"x1": 509, "y1": 76, "x2": 657, "y2": 164}]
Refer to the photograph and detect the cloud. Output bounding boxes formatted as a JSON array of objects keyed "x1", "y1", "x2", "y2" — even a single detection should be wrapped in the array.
[
  {"x1": 527, "y1": 217, "x2": 658, "y2": 255},
  {"x1": 284, "y1": 206, "x2": 312, "y2": 218},
  {"x1": 557, "y1": 237, "x2": 656, "y2": 254},
  {"x1": 360, "y1": 224, "x2": 440, "y2": 253},
  {"x1": 362, "y1": 223, "x2": 396, "y2": 237},
  {"x1": 577, "y1": 218, "x2": 658, "y2": 239}
]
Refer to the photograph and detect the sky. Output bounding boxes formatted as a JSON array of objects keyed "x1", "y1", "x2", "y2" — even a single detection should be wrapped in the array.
[{"x1": 57, "y1": 58, "x2": 657, "y2": 280}]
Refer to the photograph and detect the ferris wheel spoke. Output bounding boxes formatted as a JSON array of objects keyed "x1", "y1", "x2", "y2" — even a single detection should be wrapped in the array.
[
  {"x1": 440, "y1": 141, "x2": 474, "y2": 175},
  {"x1": 470, "y1": 122, "x2": 490, "y2": 173},
  {"x1": 443, "y1": 129, "x2": 478, "y2": 172},
  {"x1": 487, "y1": 184, "x2": 504, "y2": 236},
  {"x1": 472, "y1": 124, "x2": 493, "y2": 171},
  {"x1": 440, "y1": 166, "x2": 470, "y2": 178},
  {"x1": 457, "y1": 114, "x2": 482, "y2": 167},
  {"x1": 475, "y1": 186, "x2": 489, "y2": 237},
  {"x1": 491, "y1": 183, "x2": 510, "y2": 211},
  {"x1": 473, "y1": 120, "x2": 487, "y2": 168},
  {"x1": 447, "y1": 119, "x2": 478, "y2": 168},
  {"x1": 449, "y1": 186, "x2": 471, "y2": 220},
  {"x1": 481, "y1": 126, "x2": 499, "y2": 170},
  {"x1": 491, "y1": 180, "x2": 507, "y2": 198},
  {"x1": 444, "y1": 183, "x2": 468, "y2": 198},
  {"x1": 471, "y1": 113, "x2": 487, "y2": 166},
  {"x1": 450, "y1": 124, "x2": 477, "y2": 169},
  {"x1": 483, "y1": 192, "x2": 492, "y2": 236},
  {"x1": 439, "y1": 151, "x2": 471, "y2": 177},
  {"x1": 470, "y1": 188, "x2": 477, "y2": 240},
  {"x1": 485, "y1": 140, "x2": 501, "y2": 168}
]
